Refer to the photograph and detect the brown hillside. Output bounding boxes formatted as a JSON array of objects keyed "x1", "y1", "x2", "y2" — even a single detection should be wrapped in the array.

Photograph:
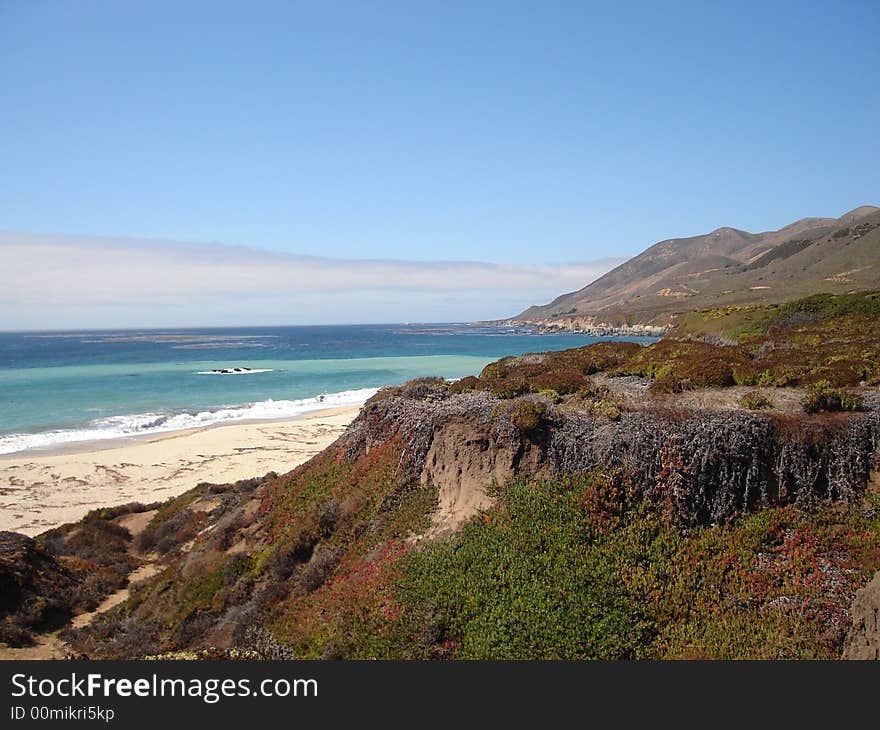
[{"x1": 517, "y1": 206, "x2": 880, "y2": 325}]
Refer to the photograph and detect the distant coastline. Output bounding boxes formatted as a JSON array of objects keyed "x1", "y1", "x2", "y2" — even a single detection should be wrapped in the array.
[{"x1": 484, "y1": 318, "x2": 667, "y2": 338}]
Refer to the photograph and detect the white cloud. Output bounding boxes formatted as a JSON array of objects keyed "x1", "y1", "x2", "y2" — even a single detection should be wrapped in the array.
[{"x1": 0, "y1": 232, "x2": 623, "y2": 328}]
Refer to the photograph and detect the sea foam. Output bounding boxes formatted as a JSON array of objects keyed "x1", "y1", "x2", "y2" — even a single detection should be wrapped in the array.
[{"x1": 0, "y1": 387, "x2": 378, "y2": 455}]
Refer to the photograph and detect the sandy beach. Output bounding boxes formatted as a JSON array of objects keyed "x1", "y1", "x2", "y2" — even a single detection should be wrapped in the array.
[{"x1": 0, "y1": 406, "x2": 360, "y2": 536}]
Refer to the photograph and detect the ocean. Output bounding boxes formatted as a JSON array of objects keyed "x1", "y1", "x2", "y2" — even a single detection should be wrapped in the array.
[{"x1": 0, "y1": 324, "x2": 654, "y2": 454}]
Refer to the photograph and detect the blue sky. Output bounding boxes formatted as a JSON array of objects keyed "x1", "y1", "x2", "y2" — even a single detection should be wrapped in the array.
[{"x1": 1, "y1": 1, "x2": 878, "y2": 327}]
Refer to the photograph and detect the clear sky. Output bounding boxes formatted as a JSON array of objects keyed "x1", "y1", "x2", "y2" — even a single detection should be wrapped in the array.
[{"x1": 1, "y1": 1, "x2": 878, "y2": 328}]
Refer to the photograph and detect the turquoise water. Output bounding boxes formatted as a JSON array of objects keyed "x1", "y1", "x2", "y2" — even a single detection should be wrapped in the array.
[{"x1": 0, "y1": 324, "x2": 654, "y2": 453}]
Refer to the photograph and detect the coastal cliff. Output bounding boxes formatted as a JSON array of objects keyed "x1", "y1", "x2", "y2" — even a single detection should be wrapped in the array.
[
  {"x1": 3, "y1": 292, "x2": 880, "y2": 660},
  {"x1": 45, "y1": 379, "x2": 880, "y2": 659}
]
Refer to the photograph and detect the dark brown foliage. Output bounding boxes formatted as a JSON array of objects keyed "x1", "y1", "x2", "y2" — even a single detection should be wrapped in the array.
[
  {"x1": 366, "y1": 377, "x2": 449, "y2": 405},
  {"x1": 448, "y1": 375, "x2": 482, "y2": 394},
  {"x1": 470, "y1": 341, "x2": 638, "y2": 398},
  {"x1": 39, "y1": 516, "x2": 137, "y2": 612},
  {"x1": 529, "y1": 368, "x2": 593, "y2": 395},
  {"x1": 0, "y1": 532, "x2": 79, "y2": 646}
]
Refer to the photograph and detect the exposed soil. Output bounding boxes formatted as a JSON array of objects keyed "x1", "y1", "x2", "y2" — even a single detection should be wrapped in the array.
[{"x1": 844, "y1": 569, "x2": 880, "y2": 659}]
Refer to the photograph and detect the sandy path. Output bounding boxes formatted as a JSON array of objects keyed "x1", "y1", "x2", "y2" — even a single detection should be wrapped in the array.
[
  {"x1": 0, "y1": 406, "x2": 359, "y2": 536},
  {"x1": 70, "y1": 563, "x2": 162, "y2": 629}
]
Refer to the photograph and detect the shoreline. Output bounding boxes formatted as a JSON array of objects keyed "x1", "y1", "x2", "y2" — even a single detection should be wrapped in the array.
[
  {"x1": 0, "y1": 404, "x2": 361, "y2": 461},
  {"x1": 0, "y1": 385, "x2": 380, "y2": 458},
  {"x1": 0, "y1": 405, "x2": 362, "y2": 537}
]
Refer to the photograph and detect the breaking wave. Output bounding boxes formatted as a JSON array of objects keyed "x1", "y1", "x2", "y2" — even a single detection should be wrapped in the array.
[{"x1": 0, "y1": 387, "x2": 378, "y2": 455}]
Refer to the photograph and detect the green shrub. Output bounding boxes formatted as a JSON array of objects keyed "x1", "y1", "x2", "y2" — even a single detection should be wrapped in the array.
[
  {"x1": 537, "y1": 389, "x2": 561, "y2": 403},
  {"x1": 732, "y1": 368, "x2": 757, "y2": 387},
  {"x1": 589, "y1": 400, "x2": 622, "y2": 421},
  {"x1": 739, "y1": 391, "x2": 773, "y2": 410},
  {"x1": 396, "y1": 476, "x2": 654, "y2": 659},
  {"x1": 508, "y1": 399, "x2": 547, "y2": 433},
  {"x1": 801, "y1": 382, "x2": 863, "y2": 414}
]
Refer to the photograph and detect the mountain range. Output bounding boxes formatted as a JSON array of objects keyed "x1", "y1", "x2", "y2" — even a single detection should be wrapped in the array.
[{"x1": 515, "y1": 205, "x2": 880, "y2": 326}]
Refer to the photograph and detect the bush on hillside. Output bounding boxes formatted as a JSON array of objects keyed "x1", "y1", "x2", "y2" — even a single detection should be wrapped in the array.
[
  {"x1": 739, "y1": 391, "x2": 773, "y2": 411},
  {"x1": 801, "y1": 382, "x2": 863, "y2": 414}
]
